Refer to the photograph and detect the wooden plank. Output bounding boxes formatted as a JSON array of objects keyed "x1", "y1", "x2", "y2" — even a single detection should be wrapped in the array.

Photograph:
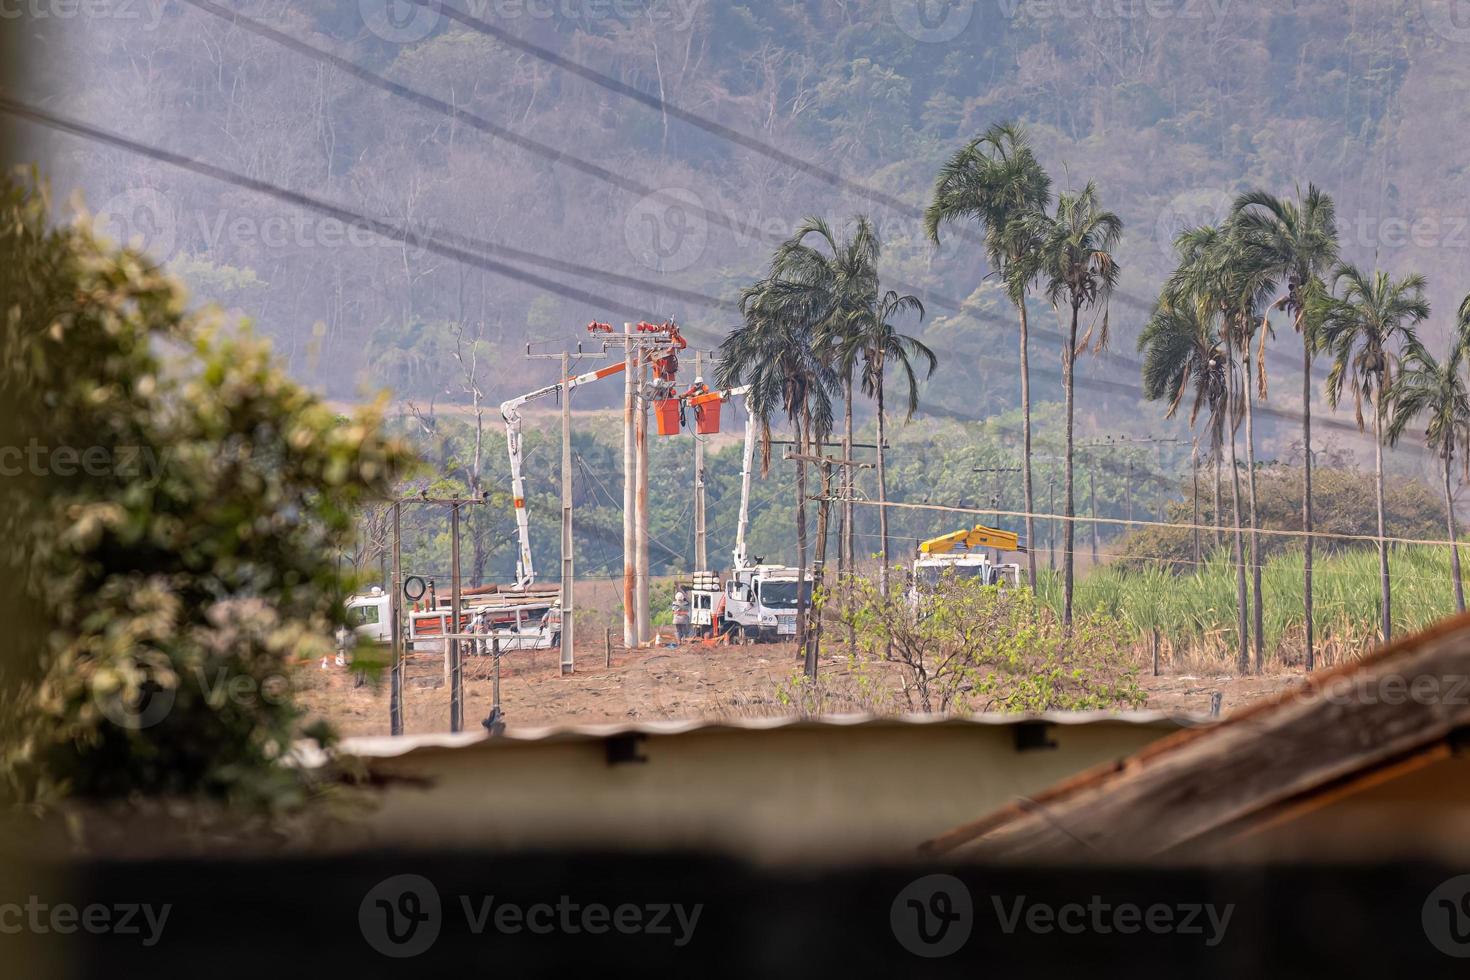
[{"x1": 922, "y1": 610, "x2": 1470, "y2": 859}]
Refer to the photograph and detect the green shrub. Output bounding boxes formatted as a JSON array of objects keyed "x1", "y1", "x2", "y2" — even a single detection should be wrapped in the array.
[
  {"x1": 830, "y1": 574, "x2": 1145, "y2": 714},
  {"x1": 0, "y1": 173, "x2": 415, "y2": 810}
]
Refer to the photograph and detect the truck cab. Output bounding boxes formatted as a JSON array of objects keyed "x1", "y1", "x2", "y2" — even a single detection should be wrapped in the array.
[{"x1": 722, "y1": 564, "x2": 811, "y2": 643}]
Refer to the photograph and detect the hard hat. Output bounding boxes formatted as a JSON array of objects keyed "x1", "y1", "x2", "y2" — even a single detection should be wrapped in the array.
[
  {"x1": 675, "y1": 590, "x2": 687, "y2": 600},
  {"x1": 694, "y1": 376, "x2": 704, "y2": 385}
]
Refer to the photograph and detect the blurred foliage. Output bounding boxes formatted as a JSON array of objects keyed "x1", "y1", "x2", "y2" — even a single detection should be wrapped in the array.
[{"x1": 0, "y1": 172, "x2": 416, "y2": 811}]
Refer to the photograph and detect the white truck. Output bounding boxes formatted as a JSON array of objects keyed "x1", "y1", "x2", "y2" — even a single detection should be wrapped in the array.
[
  {"x1": 909, "y1": 525, "x2": 1024, "y2": 602},
  {"x1": 686, "y1": 389, "x2": 813, "y2": 644},
  {"x1": 344, "y1": 585, "x2": 561, "y2": 651}
]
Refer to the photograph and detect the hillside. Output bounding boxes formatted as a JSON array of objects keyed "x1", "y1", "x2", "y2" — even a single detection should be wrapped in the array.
[{"x1": 18, "y1": 0, "x2": 1470, "y2": 470}]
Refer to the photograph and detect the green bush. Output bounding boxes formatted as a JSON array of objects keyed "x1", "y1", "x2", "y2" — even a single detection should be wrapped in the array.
[
  {"x1": 0, "y1": 173, "x2": 415, "y2": 810},
  {"x1": 830, "y1": 574, "x2": 1145, "y2": 714}
]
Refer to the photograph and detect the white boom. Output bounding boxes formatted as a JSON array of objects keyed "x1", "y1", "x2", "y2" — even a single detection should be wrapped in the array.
[
  {"x1": 730, "y1": 387, "x2": 756, "y2": 571},
  {"x1": 500, "y1": 360, "x2": 627, "y2": 588}
]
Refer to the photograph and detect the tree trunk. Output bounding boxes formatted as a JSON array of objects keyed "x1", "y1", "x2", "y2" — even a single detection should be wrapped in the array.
[
  {"x1": 1302, "y1": 336, "x2": 1315, "y2": 671},
  {"x1": 1244, "y1": 352, "x2": 1264, "y2": 672},
  {"x1": 1444, "y1": 453, "x2": 1466, "y2": 613},
  {"x1": 1019, "y1": 299, "x2": 1038, "y2": 590},
  {"x1": 795, "y1": 406, "x2": 809, "y2": 654},
  {"x1": 1213, "y1": 445, "x2": 1223, "y2": 550},
  {"x1": 876, "y1": 371, "x2": 890, "y2": 595},
  {"x1": 1226, "y1": 331, "x2": 1249, "y2": 674},
  {"x1": 1373, "y1": 386, "x2": 1391, "y2": 643},
  {"x1": 1063, "y1": 302, "x2": 1078, "y2": 630}
]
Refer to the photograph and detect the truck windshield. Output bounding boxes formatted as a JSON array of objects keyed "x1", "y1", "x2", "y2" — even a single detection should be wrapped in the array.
[{"x1": 759, "y1": 581, "x2": 811, "y2": 608}]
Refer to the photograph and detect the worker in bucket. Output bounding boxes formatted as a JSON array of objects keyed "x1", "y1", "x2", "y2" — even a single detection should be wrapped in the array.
[{"x1": 672, "y1": 588, "x2": 691, "y2": 643}]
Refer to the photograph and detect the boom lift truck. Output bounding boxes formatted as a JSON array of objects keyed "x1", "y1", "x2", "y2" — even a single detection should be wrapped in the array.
[
  {"x1": 680, "y1": 387, "x2": 810, "y2": 644},
  {"x1": 910, "y1": 525, "x2": 1025, "y2": 602}
]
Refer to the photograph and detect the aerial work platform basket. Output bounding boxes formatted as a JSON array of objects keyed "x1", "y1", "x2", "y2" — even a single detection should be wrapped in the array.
[{"x1": 655, "y1": 398, "x2": 682, "y2": 436}]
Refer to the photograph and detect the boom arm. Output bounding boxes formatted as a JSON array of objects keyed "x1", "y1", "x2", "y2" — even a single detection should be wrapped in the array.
[
  {"x1": 731, "y1": 386, "x2": 755, "y2": 570},
  {"x1": 501, "y1": 360, "x2": 627, "y2": 588},
  {"x1": 919, "y1": 525, "x2": 1021, "y2": 555}
]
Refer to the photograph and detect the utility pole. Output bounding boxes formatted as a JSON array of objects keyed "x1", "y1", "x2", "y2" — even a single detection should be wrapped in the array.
[
  {"x1": 390, "y1": 500, "x2": 403, "y2": 736},
  {"x1": 1125, "y1": 459, "x2": 1134, "y2": 526},
  {"x1": 790, "y1": 450, "x2": 870, "y2": 679},
  {"x1": 560, "y1": 350, "x2": 574, "y2": 675},
  {"x1": 450, "y1": 502, "x2": 463, "y2": 732},
  {"x1": 1048, "y1": 476, "x2": 1057, "y2": 572},
  {"x1": 1089, "y1": 466, "x2": 1099, "y2": 566},
  {"x1": 623, "y1": 330, "x2": 637, "y2": 648},
  {"x1": 973, "y1": 465, "x2": 1021, "y2": 529},
  {"x1": 635, "y1": 356, "x2": 651, "y2": 645},
  {"x1": 386, "y1": 493, "x2": 487, "y2": 736},
  {"x1": 693, "y1": 350, "x2": 707, "y2": 571}
]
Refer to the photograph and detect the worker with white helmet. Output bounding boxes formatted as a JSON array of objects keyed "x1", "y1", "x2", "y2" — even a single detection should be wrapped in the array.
[{"x1": 672, "y1": 587, "x2": 691, "y2": 642}]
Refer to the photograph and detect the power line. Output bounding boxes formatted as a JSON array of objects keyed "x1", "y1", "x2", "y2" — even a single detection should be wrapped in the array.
[
  {"x1": 0, "y1": 94, "x2": 673, "y2": 321},
  {"x1": 2, "y1": 92, "x2": 1428, "y2": 466}
]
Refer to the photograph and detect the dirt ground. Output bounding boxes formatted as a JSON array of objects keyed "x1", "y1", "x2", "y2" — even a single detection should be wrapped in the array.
[{"x1": 295, "y1": 628, "x2": 1309, "y2": 738}]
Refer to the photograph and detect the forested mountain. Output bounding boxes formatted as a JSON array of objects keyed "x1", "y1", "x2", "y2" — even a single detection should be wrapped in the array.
[{"x1": 19, "y1": 0, "x2": 1470, "y2": 466}]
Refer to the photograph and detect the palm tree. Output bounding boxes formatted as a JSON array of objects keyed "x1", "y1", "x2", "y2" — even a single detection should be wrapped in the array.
[
  {"x1": 1317, "y1": 265, "x2": 1430, "y2": 644},
  {"x1": 837, "y1": 289, "x2": 936, "y2": 592},
  {"x1": 1387, "y1": 339, "x2": 1469, "y2": 612},
  {"x1": 1026, "y1": 182, "x2": 1123, "y2": 628},
  {"x1": 716, "y1": 275, "x2": 837, "y2": 653},
  {"x1": 1212, "y1": 230, "x2": 1277, "y2": 672},
  {"x1": 1161, "y1": 226, "x2": 1252, "y2": 672},
  {"x1": 768, "y1": 216, "x2": 880, "y2": 591},
  {"x1": 1138, "y1": 304, "x2": 1229, "y2": 542},
  {"x1": 1232, "y1": 186, "x2": 1339, "y2": 670},
  {"x1": 925, "y1": 122, "x2": 1052, "y2": 589}
]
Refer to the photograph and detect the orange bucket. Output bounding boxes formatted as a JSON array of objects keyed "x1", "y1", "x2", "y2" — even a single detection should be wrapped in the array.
[
  {"x1": 692, "y1": 393, "x2": 723, "y2": 434},
  {"x1": 654, "y1": 398, "x2": 682, "y2": 436}
]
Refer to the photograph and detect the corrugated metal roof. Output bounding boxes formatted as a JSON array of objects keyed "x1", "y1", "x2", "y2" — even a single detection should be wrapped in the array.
[{"x1": 317, "y1": 710, "x2": 1201, "y2": 764}]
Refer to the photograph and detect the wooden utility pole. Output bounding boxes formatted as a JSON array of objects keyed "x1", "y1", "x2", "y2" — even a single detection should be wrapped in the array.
[
  {"x1": 450, "y1": 502, "x2": 463, "y2": 732},
  {"x1": 386, "y1": 493, "x2": 487, "y2": 737},
  {"x1": 789, "y1": 450, "x2": 870, "y2": 679},
  {"x1": 693, "y1": 350, "x2": 707, "y2": 571},
  {"x1": 390, "y1": 500, "x2": 403, "y2": 736},
  {"x1": 1048, "y1": 476, "x2": 1057, "y2": 572},
  {"x1": 560, "y1": 350, "x2": 575, "y2": 675},
  {"x1": 1089, "y1": 466, "x2": 1099, "y2": 566}
]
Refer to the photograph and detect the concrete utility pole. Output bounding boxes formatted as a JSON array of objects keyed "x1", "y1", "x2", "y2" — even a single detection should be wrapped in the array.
[
  {"x1": 560, "y1": 350, "x2": 575, "y2": 675},
  {"x1": 693, "y1": 350, "x2": 707, "y2": 571},
  {"x1": 635, "y1": 357, "x2": 651, "y2": 645},
  {"x1": 623, "y1": 330, "x2": 637, "y2": 649}
]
